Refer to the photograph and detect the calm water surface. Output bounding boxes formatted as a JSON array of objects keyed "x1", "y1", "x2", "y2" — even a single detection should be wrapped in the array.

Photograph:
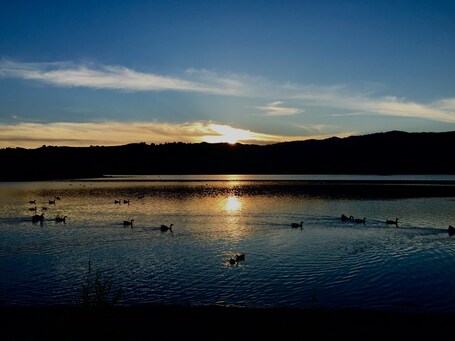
[{"x1": 1, "y1": 175, "x2": 455, "y2": 312}]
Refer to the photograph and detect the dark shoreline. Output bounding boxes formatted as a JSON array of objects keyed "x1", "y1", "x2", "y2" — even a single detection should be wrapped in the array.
[{"x1": 2, "y1": 304, "x2": 455, "y2": 340}]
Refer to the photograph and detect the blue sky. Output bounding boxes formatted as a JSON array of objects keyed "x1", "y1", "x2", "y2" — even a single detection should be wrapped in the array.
[{"x1": 1, "y1": 0, "x2": 454, "y2": 147}]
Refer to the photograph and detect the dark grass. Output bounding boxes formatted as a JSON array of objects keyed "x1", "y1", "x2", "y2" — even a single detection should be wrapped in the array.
[{"x1": 1, "y1": 304, "x2": 454, "y2": 340}]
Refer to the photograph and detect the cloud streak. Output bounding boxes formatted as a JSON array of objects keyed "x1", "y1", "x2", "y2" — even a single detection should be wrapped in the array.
[
  {"x1": 256, "y1": 101, "x2": 303, "y2": 116},
  {"x1": 1, "y1": 59, "x2": 455, "y2": 123}
]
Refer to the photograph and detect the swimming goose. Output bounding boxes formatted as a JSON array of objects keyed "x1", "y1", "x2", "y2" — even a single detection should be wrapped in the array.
[
  {"x1": 291, "y1": 221, "x2": 303, "y2": 228},
  {"x1": 123, "y1": 219, "x2": 134, "y2": 227},
  {"x1": 229, "y1": 253, "x2": 245, "y2": 264},
  {"x1": 32, "y1": 213, "x2": 45, "y2": 222},
  {"x1": 341, "y1": 214, "x2": 354, "y2": 221},
  {"x1": 354, "y1": 217, "x2": 366, "y2": 224},
  {"x1": 123, "y1": 199, "x2": 130, "y2": 205},
  {"x1": 160, "y1": 224, "x2": 173, "y2": 232},
  {"x1": 28, "y1": 206, "x2": 37, "y2": 212},
  {"x1": 55, "y1": 216, "x2": 67, "y2": 223},
  {"x1": 235, "y1": 254, "x2": 245, "y2": 261},
  {"x1": 29, "y1": 200, "x2": 36, "y2": 204},
  {"x1": 386, "y1": 218, "x2": 399, "y2": 225}
]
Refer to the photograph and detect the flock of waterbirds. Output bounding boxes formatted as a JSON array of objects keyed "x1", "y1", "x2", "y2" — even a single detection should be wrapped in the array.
[
  {"x1": 29, "y1": 197, "x2": 63, "y2": 223},
  {"x1": 26, "y1": 197, "x2": 454, "y2": 265},
  {"x1": 28, "y1": 197, "x2": 174, "y2": 233},
  {"x1": 339, "y1": 213, "x2": 454, "y2": 236},
  {"x1": 28, "y1": 196, "x2": 244, "y2": 265}
]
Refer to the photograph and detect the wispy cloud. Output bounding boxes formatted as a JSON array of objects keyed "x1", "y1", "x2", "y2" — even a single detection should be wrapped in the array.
[
  {"x1": 1, "y1": 59, "x2": 455, "y2": 123},
  {"x1": 296, "y1": 124, "x2": 356, "y2": 140},
  {"x1": 255, "y1": 101, "x2": 303, "y2": 116},
  {"x1": 0, "y1": 121, "x2": 307, "y2": 148}
]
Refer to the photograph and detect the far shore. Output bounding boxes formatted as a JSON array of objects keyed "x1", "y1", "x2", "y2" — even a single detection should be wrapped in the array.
[{"x1": 2, "y1": 304, "x2": 454, "y2": 340}]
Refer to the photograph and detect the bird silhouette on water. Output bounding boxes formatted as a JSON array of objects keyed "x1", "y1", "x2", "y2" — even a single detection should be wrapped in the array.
[
  {"x1": 448, "y1": 225, "x2": 455, "y2": 236},
  {"x1": 32, "y1": 213, "x2": 45, "y2": 223},
  {"x1": 229, "y1": 253, "x2": 246, "y2": 265},
  {"x1": 354, "y1": 217, "x2": 366, "y2": 224},
  {"x1": 160, "y1": 224, "x2": 173, "y2": 232},
  {"x1": 55, "y1": 216, "x2": 67, "y2": 223},
  {"x1": 386, "y1": 218, "x2": 399, "y2": 225},
  {"x1": 291, "y1": 221, "x2": 303, "y2": 228},
  {"x1": 341, "y1": 214, "x2": 354, "y2": 221},
  {"x1": 123, "y1": 219, "x2": 134, "y2": 227}
]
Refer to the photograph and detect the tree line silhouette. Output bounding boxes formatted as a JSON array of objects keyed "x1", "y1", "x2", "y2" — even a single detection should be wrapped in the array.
[{"x1": 1, "y1": 130, "x2": 454, "y2": 180}]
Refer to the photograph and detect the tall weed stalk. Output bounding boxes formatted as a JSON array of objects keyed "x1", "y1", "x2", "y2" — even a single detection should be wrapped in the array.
[{"x1": 81, "y1": 260, "x2": 122, "y2": 307}]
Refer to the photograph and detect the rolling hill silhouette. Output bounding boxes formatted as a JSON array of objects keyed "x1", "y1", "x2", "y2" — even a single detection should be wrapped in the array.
[{"x1": 1, "y1": 131, "x2": 454, "y2": 180}]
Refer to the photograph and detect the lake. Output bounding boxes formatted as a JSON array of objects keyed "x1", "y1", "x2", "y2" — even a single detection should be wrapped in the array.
[{"x1": 1, "y1": 175, "x2": 455, "y2": 313}]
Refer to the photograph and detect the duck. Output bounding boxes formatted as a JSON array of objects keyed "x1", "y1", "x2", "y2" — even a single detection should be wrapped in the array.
[
  {"x1": 341, "y1": 214, "x2": 354, "y2": 221},
  {"x1": 123, "y1": 199, "x2": 130, "y2": 205},
  {"x1": 48, "y1": 199, "x2": 56, "y2": 205},
  {"x1": 123, "y1": 219, "x2": 134, "y2": 227},
  {"x1": 448, "y1": 225, "x2": 455, "y2": 236},
  {"x1": 28, "y1": 206, "x2": 37, "y2": 212},
  {"x1": 114, "y1": 200, "x2": 121, "y2": 204},
  {"x1": 354, "y1": 217, "x2": 366, "y2": 224},
  {"x1": 29, "y1": 200, "x2": 36, "y2": 204},
  {"x1": 291, "y1": 221, "x2": 303, "y2": 228},
  {"x1": 32, "y1": 213, "x2": 45, "y2": 222},
  {"x1": 160, "y1": 224, "x2": 173, "y2": 232},
  {"x1": 386, "y1": 218, "x2": 399, "y2": 225},
  {"x1": 55, "y1": 216, "x2": 67, "y2": 223}
]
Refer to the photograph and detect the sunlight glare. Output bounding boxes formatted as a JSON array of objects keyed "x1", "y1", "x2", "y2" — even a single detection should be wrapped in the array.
[
  {"x1": 225, "y1": 196, "x2": 242, "y2": 212},
  {"x1": 203, "y1": 124, "x2": 255, "y2": 144}
]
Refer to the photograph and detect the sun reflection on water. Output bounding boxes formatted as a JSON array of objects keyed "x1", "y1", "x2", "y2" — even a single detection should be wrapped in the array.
[{"x1": 225, "y1": 195, "x2": 242, "y2": 212}]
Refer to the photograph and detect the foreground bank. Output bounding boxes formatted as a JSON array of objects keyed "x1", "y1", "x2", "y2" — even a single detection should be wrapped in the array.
[{"x1": 2, "y1": 304, "x2": 454, "y2": 340}]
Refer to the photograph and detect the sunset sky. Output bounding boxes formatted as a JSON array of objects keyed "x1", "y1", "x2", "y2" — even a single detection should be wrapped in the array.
[{"x1": 1, "y1": 0, "x2": 454, "y2": 148}]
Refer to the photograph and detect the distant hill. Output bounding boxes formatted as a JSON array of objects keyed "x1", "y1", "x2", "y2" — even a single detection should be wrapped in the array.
[{"x1": 1, "y1": 130, "x2": 454, "y2": 180}]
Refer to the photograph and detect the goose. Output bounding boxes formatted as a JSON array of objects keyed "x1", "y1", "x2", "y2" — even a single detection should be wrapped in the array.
[
  {"x1": 386, "y1": 218, "x2": 399, "y2": 225},
  {"x1": 341, "y1": 214, "x2": 354, "y2": 221},
  {"x1": 49, "y1": 199, "x2": 56, "y2": 205},
  {"x1": 123, "y1": 219, "x2": 134, "y2": 227},
  {"x1": 354, "y1": 217, "x2": 366, "y2": 224},
  {"x1": 55, "y1": 216, "x2": 67, "y2": 223},
  {"x1": 229, "y1": 254, "x2": 245, "y2": 264},
  {"x1": 114, "y1": 200, "x2": 121, "y2": 204},
  {"x1": 32, "y1": 213, "x2": 45, "y2": 222},
  {"x1": 235, "y1": 254, "x2": 245, "y2": 261},
  {"x1": 448, "y1": 225, "x2": 455, "y2": 236},
  {"x1": 123, "y1": 199, "x2": 130, "y2": 205},
  {"x1": 160, "y1": 224, "x2": 173, "y2": 232},
  {"x1": 29, "y1": 200, "x2": 36, "y2": 204},
  {"x1": 291, "y1": 221, "x2": 303, "y2": 228},
  {"x1": 28, "y1": 206, "x2": 37, "y2": 212}
]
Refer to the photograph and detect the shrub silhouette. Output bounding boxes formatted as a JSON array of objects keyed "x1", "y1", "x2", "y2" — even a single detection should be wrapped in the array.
[{"x1": 81, "y1": 260, "x2": 122, "y2": 307}]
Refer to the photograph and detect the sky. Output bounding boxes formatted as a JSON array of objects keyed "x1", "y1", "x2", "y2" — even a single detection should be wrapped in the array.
[{"x1": 0, "y1": 0, "x2": 454, "y2": 148}]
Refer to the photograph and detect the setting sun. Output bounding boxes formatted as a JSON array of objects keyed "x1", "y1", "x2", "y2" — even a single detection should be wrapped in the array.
[{"x1": 203, "y1": 124, "x2": 256, "y2": 144}]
